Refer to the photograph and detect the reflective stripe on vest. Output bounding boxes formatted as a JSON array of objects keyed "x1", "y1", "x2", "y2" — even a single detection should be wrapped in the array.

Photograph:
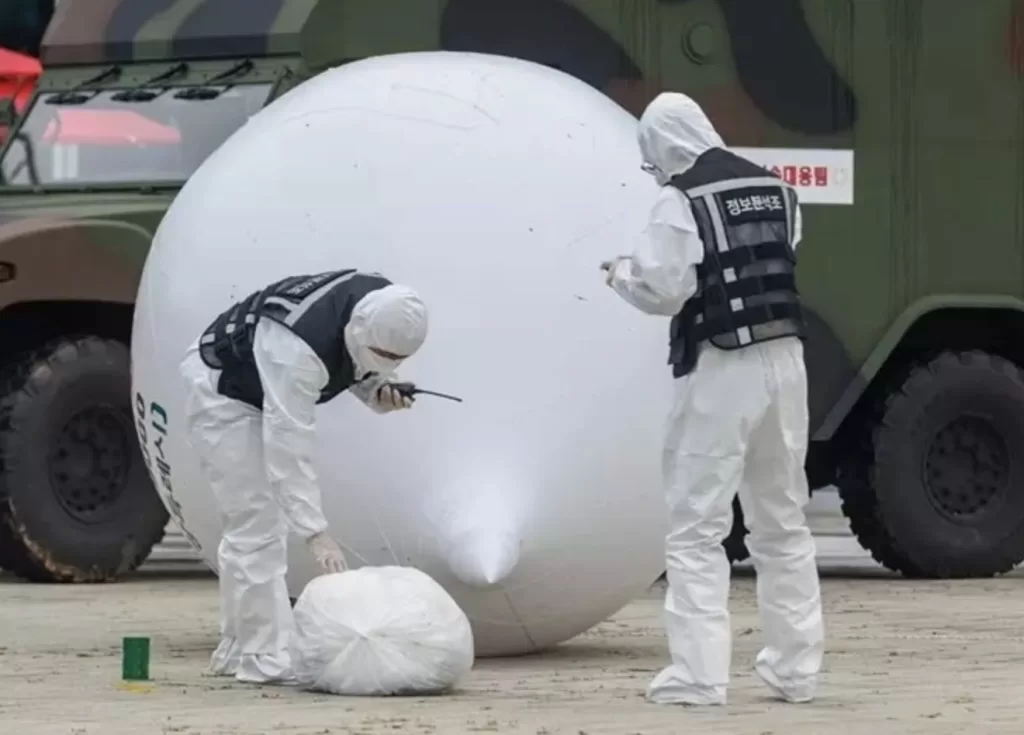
[{"x1": 682, "y1": 176, "x2": 802, "y2": 349}]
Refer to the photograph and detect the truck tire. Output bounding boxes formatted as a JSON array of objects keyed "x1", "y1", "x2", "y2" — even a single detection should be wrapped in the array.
[
  {"x1": 724, "y1": 497, "x2": 750, "y2": 564},
  {"x1": 0, "y1": 336, "x2": 169, "y2": 582},
  {"x1": 835, "y1": 442, "x2": 922, "y2": 576},
  {"x1": 839, "y1": 350, "x2": 1024, "y2": 578}
]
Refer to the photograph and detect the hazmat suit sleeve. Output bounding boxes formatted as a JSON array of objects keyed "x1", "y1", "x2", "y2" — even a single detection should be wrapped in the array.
[
  {"x1": 609, "y1": 189, "x2": 704, "y2": 316},
  {"x1": 252, "y1": 317, "x2": 331, "y2": 539}
]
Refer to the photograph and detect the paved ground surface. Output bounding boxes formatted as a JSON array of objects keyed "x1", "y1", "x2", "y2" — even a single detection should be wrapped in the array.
[{"x1": 2, "y1": 558, "x2": 1022, "y2": 735}]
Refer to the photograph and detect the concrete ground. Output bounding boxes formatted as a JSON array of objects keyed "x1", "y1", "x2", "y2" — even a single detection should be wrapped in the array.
[{"x1": 2, "y1": 523, "x2": 1023, "y2": 735}]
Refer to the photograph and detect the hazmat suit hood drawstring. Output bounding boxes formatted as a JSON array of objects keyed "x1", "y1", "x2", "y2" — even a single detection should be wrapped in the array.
[{"x1": 637, "y1": 92, "x2": 726, "y2": 186}]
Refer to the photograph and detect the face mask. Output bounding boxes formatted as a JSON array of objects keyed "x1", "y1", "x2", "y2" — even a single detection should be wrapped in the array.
[{"x1": 352, "y1": 344, "x2": 404, "y2": 382}]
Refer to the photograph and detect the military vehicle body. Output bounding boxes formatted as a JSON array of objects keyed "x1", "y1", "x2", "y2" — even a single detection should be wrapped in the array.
[
  {"x1": 1, "y1": 0, "x2": 1022, "y2": 583},
  {"x1": 0, "y1": 0, "x2": 54, "y2": 60}
]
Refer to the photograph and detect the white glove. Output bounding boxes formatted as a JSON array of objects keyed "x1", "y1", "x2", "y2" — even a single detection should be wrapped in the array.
[
  {"x1": 600, "y1": 256, "x2": 630, "y2": 286},
  {"x1": 306, "y1": 532, "x2": 347, "y2": 574},
  {"x1": 375, "y1": 382, "x2": 415, "y2": 412}
]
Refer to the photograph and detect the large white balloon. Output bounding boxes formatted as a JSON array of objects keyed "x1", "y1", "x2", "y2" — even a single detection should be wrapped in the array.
[{"x1": 131, "y1": 51, "x2": 671, "y2": 657}]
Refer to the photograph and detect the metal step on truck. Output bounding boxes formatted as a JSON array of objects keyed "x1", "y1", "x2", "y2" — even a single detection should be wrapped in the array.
[{"x1": 1, "y1": 0, "x2": 1023, "y2": 583}]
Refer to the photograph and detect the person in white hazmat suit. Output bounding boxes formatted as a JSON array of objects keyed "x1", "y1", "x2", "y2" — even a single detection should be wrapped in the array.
[
  {"x1": 602, "y1": 93, "x2": 824, "y2": 706},
  {"x1": 179, "y1": 268, "x2": 429, "y2": 685}
]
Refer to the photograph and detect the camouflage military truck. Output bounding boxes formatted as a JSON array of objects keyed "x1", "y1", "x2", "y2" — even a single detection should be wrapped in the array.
[{"x1": 1, "y1": 0, "x2": 1022, "y2": 583}]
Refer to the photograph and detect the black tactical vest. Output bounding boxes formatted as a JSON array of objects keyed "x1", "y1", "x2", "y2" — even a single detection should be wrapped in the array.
[
  {"x1": 198, "y1": 269, "x2": 391, "y2": 409},
  {"x1": 666, "y1": 148, "x2": 805, "y2": 378}
]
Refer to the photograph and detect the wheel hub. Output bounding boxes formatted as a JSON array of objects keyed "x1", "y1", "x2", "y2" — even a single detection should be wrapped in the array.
[
  {"x1": 923, "y1": 415, "x2": 1009, "y2": 519},
  {"x1": 50, "y1": 406, "x2": 132, "y2": 523}
]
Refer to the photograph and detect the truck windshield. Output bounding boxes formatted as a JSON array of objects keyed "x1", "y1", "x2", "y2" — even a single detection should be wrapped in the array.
[{"x1": 0, "y1": 82, "x2": 272, "y2": 188}]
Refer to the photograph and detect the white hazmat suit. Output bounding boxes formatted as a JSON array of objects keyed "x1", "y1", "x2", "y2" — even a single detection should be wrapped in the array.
[
  {"x1": 605, "y1": 93, "x2": 824, "y2": 705},
  {"x1": 179, "y1": 283, "x2": 429, "y2": 684}
]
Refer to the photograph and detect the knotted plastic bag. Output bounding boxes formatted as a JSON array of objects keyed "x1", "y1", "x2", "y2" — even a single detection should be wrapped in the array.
[{"x1": 291, "y1": 566, "x2": 475, "y2": 696}]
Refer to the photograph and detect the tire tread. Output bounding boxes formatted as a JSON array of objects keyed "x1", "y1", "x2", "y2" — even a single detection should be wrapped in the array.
[
  {"x1": 0, "y1": 335, "x2": 167, "y2": 583},
  {"x1": 839, "y1": 350, "x2": 1024, "y2": 579}
]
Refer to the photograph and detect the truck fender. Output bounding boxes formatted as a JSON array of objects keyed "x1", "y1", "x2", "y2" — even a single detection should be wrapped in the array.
[
  {"x1": 0, "y1": 218, "x2": 152, "y2": 308},
  {"x1": 812, "y1": 294, "x2": 1024, "y2": 441}
]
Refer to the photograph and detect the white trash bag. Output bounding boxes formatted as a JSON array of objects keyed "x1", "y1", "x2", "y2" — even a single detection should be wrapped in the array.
[{"x1": 291, "y1": 566, "x2": 475, "y2": 696}]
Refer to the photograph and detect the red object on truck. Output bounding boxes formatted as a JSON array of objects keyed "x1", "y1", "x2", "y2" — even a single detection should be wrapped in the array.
[
  {"x1": 42, "y1": 109, "x2": 181, "y2": 145},
  {"x1": 0, "y1": 47, "x2": 42, "y2": 143}
]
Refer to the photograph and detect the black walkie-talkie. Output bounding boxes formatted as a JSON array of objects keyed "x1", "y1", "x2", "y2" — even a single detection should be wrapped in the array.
[{"x1": 391, "y1": 382, "x2": 463, "y2": 403}]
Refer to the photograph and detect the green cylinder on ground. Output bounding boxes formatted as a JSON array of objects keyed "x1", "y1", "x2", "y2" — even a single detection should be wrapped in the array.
[{"x1": 122, "y1": 636, "x2": 150, "y2": 681}]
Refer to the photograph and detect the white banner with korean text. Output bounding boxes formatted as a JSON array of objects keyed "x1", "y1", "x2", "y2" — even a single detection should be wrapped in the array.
[{"x1": 731, "y1": 147, "x2": 854, "y2": 205}]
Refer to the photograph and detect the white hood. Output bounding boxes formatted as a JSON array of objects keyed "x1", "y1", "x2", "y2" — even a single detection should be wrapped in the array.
[
  {"x1": 344, "y1": 284, "x2": 429, "y2": 379},
  {"x1": 637, "y1": 92, "x2": 725, "y2": 185}
]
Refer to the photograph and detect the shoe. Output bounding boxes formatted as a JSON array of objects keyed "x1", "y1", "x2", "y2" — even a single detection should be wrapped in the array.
[
  {"x1": 755, "y1": 662, "x2": 814, "y2": 703},
  {"x1": 646, "y1": 666, "x2": 727, "y2": 706},
  {"x1": 235, "y1": 671, "x2": 298, "y2": 686}
]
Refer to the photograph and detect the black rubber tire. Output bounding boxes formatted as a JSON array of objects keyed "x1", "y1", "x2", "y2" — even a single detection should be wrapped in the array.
[
  {"x1": 724, "y1": 497, "x2": 750, "y2": 564},
  {"x1": 839, "y1": 350, "x2": 1024, "y2": 578},
  {"x1": 836, "y1": 437, "x2": 923, "y2": 576},
  {"x1": 0, "y1": 336, "x2": 169, "y2": 582}
]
